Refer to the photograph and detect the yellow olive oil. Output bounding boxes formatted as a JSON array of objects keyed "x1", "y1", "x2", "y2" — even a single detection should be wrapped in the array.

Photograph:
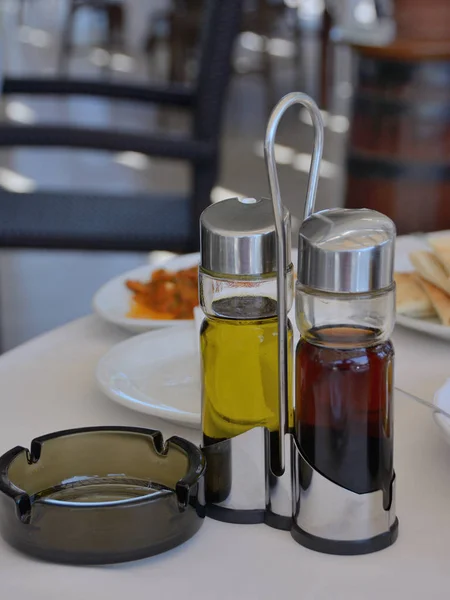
[{"x1": 200, "y1": 296, "x2": 293, "y2": 444}]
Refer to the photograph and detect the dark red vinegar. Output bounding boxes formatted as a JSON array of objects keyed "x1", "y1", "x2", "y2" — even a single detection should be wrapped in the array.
[{"x1": 296, "y1": 326, "x2": 394, "y2": 498}]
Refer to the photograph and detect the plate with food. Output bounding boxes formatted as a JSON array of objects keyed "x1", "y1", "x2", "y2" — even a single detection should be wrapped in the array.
[
  {"x1": 395, "y1": 231, "x2": 450, "y2": 340},
  {"x1": 93, "y1": 253, "x2": 200, "y2": 333}
]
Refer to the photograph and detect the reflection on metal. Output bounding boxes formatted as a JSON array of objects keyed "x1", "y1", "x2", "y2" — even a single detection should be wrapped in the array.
[
  {"x1": 292, "y1": 439, "x2": 396, "y2": 541},
  {"x1": 203, "y1": 426, "x2": 399, "y2": 540},
  {"x1": 203, "y1": 427, "x2": 266, "y2": 514},
  {"x1": 203, "y1": 427, "x2": 293, "y2": 528},
  {"x1": 265, "y1": 432, "x2": 292, "y2": 526}
]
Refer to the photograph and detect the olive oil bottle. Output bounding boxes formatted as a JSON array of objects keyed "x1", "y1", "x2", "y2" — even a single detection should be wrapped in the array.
[{"x1": 199, "y1": 196, "x2": 294, "y2": 509}]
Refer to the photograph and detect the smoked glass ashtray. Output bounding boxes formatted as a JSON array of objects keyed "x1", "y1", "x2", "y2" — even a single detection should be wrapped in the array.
[{"x1": 0, "y1": 426, "x2": 205, "y2": 564}]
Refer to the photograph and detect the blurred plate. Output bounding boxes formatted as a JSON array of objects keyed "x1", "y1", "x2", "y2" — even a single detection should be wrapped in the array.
[
  {"x1": 395, "y1": 231, "x2": 450, "y2": 341},
  {"x1": 93, "y1": 253, "x2": 199, "y2": 333},
  {"x1": 433, "y1": 379, "x2": 450, "y2": 443},
  {"x1": 96, "y1": 324, "x2": 201, "y2": 428}
]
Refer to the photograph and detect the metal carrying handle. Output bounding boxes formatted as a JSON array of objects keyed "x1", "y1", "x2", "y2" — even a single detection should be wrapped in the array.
[{"x1": 264, "y1": 92, "x2": 324, "y2": 474}]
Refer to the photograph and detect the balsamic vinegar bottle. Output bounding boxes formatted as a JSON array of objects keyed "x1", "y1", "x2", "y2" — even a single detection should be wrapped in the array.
[{"x1": 292, "y1": 207, "x2": 399, "y2": 555}]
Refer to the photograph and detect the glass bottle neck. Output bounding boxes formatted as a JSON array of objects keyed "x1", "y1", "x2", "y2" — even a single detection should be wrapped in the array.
[
  {"x1": 295, "y1": 283, "x2": 395, "y2": 347},
  {"x1": 200, "y1": 267, "x2": 293, "y2": 320},
  {"x1": 208, "y1": 295, "x2": 278, "y2": 320}
]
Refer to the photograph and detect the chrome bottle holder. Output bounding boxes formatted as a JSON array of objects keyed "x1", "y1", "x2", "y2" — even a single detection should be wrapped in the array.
[
  {"x1": 291, "y1": 438, "x2": 398, "y2": 554},
  {"x1": 204, "y1": 92, "x2": 398, "y2": 553}
]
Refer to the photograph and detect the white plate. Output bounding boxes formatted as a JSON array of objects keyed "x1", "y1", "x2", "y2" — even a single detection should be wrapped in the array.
[
  {"x1": 92, "y1": 253, "x2": 200, "y2": 333},
  {"x1": 96, "y1": 324, "x2": 201, "y2": 427},
  {"x1": 433, "y1": 379, "x2": 450, "y2": 444},
  {"x1": 395, "y1": 231, "x2": 450, "y2": 341}
]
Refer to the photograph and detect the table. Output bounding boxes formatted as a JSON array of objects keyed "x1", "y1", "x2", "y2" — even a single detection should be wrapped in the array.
[{"x1": 1, "y1": 315, "x2": 450, "y2": 598}]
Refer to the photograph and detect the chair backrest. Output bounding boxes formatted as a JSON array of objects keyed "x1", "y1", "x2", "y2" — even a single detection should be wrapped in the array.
[{"x1": 193, "y1": 0, "x2": 244, "y2": 143}]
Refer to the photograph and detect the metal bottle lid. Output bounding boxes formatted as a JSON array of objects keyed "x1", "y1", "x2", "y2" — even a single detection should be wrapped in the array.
[
  {"x1": 297, "y1": 208, "x2": 396, "y2": 293},
  {"x1": 200, "y1": 196, "x2": 290, "y2": 276}
]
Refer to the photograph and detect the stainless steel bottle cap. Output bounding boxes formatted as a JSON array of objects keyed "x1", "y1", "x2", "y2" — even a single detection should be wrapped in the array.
[
  {"x1": 200, "y1": 197, "x2": 290, "y2": 276},
  {"x1": 297, "y1": 208, "x2": 396, "y2": 293}
]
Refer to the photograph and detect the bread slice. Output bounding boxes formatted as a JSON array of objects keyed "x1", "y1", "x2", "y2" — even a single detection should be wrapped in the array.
[
  {"x1": 428, "y1": 237, "x2": 450, "y2": 276},
  {"x1": 395, "y1": 272, "x2": 436, "y2": 318},
  {"x1": 416, "y1": 276, "x2": 450, "y2": 326},
  {"x1": 409, "y1": 250, "x2": 450, "y2": 295}
]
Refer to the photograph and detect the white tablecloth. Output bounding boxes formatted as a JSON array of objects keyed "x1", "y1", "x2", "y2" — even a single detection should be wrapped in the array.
[{"x1": 1, "y1": 316, "x2": 450, "y2": 598}]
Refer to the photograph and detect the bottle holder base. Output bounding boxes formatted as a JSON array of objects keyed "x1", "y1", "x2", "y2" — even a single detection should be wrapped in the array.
[
  {"x1": 206, "y1": 504, "x2": 292, "y2": 531},
  {"x1": 202, "y1": 428, "x2": 293, "y2": 531},
  {"x1": 291, "y1": 517, "x2": 399, "y2": 556},
  {"x1": 206, "y1": 504, "x2": 265, "y2": 526}
]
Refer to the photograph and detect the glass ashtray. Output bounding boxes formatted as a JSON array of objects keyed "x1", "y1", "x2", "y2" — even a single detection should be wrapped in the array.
[{"x1": 0, "y1": 426, "x2": 205, "y2": 564}]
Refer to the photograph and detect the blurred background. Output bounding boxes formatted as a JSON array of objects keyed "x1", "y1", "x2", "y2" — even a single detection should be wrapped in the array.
[{"x1": 0, "y1": 0, "x2": 447, "y2": 350}]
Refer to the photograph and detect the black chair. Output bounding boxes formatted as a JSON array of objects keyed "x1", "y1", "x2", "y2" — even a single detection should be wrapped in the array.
[{"x1": 0, "y1": 0, "x2": 243, "y2": 252}]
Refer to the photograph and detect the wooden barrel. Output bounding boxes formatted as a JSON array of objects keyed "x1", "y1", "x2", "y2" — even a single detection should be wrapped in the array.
[
  {"x1": 345, "y1": 41, "x2": 450, "y2": 234},
  {"x1": 394, "y1": 0, "x2": 450, "y2": 41}
]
